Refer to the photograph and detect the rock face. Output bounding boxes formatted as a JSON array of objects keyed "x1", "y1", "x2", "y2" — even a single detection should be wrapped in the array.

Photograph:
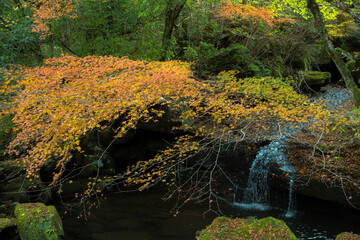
[
  {"x1": 295, "y1": 179, "x2": 360, "y2": 207},
  {"x1": 15, "y1": 203, "x2": 64, "y2": 240},
  {"x1": 307, "y1": 44, "x2": 331, "y2": 65},
  {"x1": 196, "y1": 216, "x2": 297, "y2": 240}
]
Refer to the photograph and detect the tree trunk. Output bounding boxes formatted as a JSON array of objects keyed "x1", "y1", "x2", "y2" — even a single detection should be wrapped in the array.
[
  {"x1": 161, "y1": 0, "x2": 186, "y2": 61},
  {"x1": 307, "y1": 0, "x2": 360, "y2": 107}
]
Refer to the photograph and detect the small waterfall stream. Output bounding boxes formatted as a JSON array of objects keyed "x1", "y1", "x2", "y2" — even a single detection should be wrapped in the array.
[
  {"x1": 233, "y1": 86, "x2": 353, "y2": 217},
  {"x1": 286, "y1": 178, "x2": 295, "y2": 217},
  {"x1": 233, "y1": 138, "x2": 296, "y2": 216}
]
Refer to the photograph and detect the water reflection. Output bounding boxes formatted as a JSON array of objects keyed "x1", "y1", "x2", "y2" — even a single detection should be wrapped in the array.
[
  {"x1": 59, "y1": 189, "x2": 360, "y2": 240},
  {"x1": 60, "y1": 190, "x2": 214, "y2": 240}
]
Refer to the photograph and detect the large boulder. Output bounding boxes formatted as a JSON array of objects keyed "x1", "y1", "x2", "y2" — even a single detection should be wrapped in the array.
[
  {"x1": 298, "y1": 71, "x2": 331, "y2": 88},
  {"x1": 15, "y1": 203, "x2": 64, "y2": 240},
  {"x1": 196, "y1": 216, "x2": 297, "y2": 240},
  {"x1": 336, "y1": 232, "x2": 360, "y2": 240}
]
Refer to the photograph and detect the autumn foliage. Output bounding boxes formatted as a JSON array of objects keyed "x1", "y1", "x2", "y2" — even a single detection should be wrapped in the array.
[
  {"x1": 1, "y1": 55, "x2": 207, "y2": 182},
  {"x1": 1, "y1": 55, "x2": 356, "y2": 208},
  {"x1": 214, "y1": 1, "x2": 295, "y2": 27},
  {"x1": 29, "y1": 0, "x2": 77, "y2": 38}
]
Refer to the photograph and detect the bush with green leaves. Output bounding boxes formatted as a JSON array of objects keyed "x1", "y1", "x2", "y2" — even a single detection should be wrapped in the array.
[
  {"x1": 49, "y1": 0, "x2": 164, "y2": 60},
  {"x1": 0, "y1": 0, "x2": 42, "y2": 68}
]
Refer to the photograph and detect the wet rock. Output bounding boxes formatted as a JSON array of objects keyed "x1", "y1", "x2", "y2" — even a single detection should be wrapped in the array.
[
  {"x1": 311, "y1": 85, "x2": 352, "y2": 109},
  {"x1": 15, "y1": 202, "x2": 64, "y2": 240},
  {"x1": 295, "y1": 180, "x2": 360, "y2": 208},
  {"x1": 196, "y1": 216, "x2": 297, "y2": 240},
  {"x1": 336, "y1": 232, "x2": 360, "y2": 240}
]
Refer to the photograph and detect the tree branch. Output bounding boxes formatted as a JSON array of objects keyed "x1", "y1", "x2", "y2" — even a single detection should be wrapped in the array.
[{"x1": 56, "y1": 37, "x2": 78, "y2": 56}]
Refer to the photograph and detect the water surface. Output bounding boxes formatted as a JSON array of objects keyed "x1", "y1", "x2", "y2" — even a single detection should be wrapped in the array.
[{"x1": 60, "y1": 189, "x2": 360, "y2": 240}]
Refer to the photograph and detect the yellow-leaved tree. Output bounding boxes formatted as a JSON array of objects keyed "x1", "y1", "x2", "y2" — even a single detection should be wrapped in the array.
[{"x1": 1, "y1": 55, "x2": 347, "y2": 214}]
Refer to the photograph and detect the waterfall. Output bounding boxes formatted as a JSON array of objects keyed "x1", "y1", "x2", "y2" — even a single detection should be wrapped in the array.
[
  {"x1": 241, "y1": 141, "x2": 276, "y2": 207},
  {"x1": 285, "y1": 178, "x2": 295, "y2": 218},
  {"x1": 233, "y1": 138, "x2": 296, "y2": 215},
  {"x1": 232, "y1": 87, "x2": 350, "y2": 215},
  {"x1": 276, "y1": 139, "x2": 296, "y2": 217}
]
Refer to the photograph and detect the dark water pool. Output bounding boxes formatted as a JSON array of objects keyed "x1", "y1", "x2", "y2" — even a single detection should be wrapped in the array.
[{"x1": 59, "y1": 190, "x2": 360, "y2": 240}]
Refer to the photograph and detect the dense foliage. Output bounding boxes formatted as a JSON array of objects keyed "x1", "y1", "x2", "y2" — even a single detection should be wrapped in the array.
[
  {"x1": 2, "y1": 55, "x2": 356, "y2": 212},
  {"x1": 1, "y1": 0, "x2": 360, "y2": 215}
]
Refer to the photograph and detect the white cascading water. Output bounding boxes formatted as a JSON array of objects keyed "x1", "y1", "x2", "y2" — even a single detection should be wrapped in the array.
[
  {"x1": 233, "y1": 138, "x2": 296, "y2": 216},
  {"x1": 285, "y1": 178, "x2": 295, "y2": 217},
  {"x1": 233, "y1": 86, "x2": 353, "y2": 216}
]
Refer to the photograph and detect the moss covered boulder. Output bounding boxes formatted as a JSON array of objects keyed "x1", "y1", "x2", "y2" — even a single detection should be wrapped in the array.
[
  {"x1": 0, "y1": 217, "x2": 16, "y2": 232},
  {"x1": 298, "y1": 71, "x2": 331, "y2": 87},
  {"x1": 336, "y1": 232, "x2": 360, "y2": 240},
  {"x1": 15, "y1": 203, "x2": 64, "y2": 240},
  {"x1": 196, "y1": 216, "x2": 297, "y2": 240}
]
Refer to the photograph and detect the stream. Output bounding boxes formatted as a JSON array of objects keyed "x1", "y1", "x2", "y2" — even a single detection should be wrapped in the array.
[
  {"x1": 59, "y1": 189, "x2": 360, "y2": 240},
  {"x1": 59, "y1": 86, "x2": 357, "y2": 239}
]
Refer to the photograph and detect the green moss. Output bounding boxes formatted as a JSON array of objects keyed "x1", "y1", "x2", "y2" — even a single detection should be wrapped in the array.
[
  {"x1": 346, "y1": 60, "x2": 356, "y2": 72},
  {"x1": 15, "y1": 203, "x2": 64, "y2": 240},
  {"x1": 298, "y1": 71, "x2": 331, "y2": 86},
  {"x1": 335, "y1": 232, "x2": 360, "y2": 240},
  {"x1": 196, "y1": 216, "x2": 297, "y2": 240},
  {"x1": 0, "y1": 217, "x2": 16, "y2": 232}
]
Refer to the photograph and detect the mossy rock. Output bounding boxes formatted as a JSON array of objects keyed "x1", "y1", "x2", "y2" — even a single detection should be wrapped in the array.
[
  {"x1": 308, "y1": 44, "x2": 331, "y2": 65},
  {"x1": 0, "y1": 217, "x2": 16, "y2": 232},
  {"x1": 196, "y1": 216, "x2": 297, "y2": 240},
  {"x1": 336, "y1": 232, "x2": 360, "y2": 240},
  {"x1": 15, "y1": 203, "x2": 64, "y2": 240},
  {"x1": 298, "y1": 71, "x2": 331, "y2": 87}
]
